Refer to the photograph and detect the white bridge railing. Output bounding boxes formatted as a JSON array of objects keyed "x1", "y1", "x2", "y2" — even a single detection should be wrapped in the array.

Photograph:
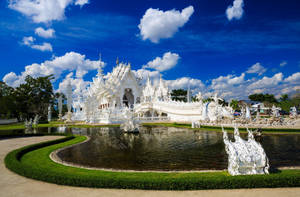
[{"x1": 136, "y1": 116, "x2": 170, "y2": 122}]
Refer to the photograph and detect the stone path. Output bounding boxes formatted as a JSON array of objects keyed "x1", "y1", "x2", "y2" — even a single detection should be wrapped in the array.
[{"x1": 0, "y1": 136, "x2": 299, "y2": 197}]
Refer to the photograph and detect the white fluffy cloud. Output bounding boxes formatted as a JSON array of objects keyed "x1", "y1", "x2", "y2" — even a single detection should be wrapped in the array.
[
  {"x1": 35, "y1": 27, "x2": 55, "y2": 38},
  {"x1": 22, "y1": 36, "x2": 34, "y2": 45},
  {"x1": 138, "y1": 6, "x2": 194, "y2": 43},
  {"x1": 226, "y1": 0, "x2": 244, "y2": 21},
  {"x1": 57, "y1": 72, "x2": 90, "y2": 98},
  {"x1": 143, "y1": 52, "x2": 180, "y2": 71},
  {"x1": 133, "y1": 69, "x2": 160, "y2": 81},
  {"x1": 207, "y1": 73, "x2": 247, "y2": 99},
  {"x1": 246, "y1": 63, "x2": 266, "y2": 75},
  {"x1": 248, "y1": 73, "x2": 283, "y2": 90},
  {"x1": 2, "y1": 72, "x2": 20, "y2": 88},
  {"x1": 2, "y1": 52, "x2": 104, "y2": 87},
  {"x1": 31, "y1": 42, "x2": 53, "y2": 52},
  {"x1": 22, "y1": 36, "x2": 52, "y2": 52},
  {"x1": 166, "y1": 77, "x2": 204, "y2": 91},
  {"x1": 75, "y1": 0, "x2": 89, "y2": 7},
  {"x1": 284, "y1": 72, "x2": 300, "y2": 83},
  {"x1": 8, "y1": 0, "x2": 88, "y2": 23}
]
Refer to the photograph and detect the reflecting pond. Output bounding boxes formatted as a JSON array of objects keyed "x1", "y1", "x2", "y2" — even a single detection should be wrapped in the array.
[{"x1": 56, "y1": 126, "x2": 300, "y2": 171}]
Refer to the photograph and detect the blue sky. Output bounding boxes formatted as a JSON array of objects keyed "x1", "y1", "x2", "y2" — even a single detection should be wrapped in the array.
[{"x1": 0, "y1": 0, "x2": 299, "y2": 100}]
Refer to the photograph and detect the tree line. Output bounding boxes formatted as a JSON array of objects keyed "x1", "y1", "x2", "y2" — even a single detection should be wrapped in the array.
[{"x1": 0, "y1": 75, "x2": 67, "y2": 122}]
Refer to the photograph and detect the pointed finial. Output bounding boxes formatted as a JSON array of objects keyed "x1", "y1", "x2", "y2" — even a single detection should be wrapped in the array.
[
  {"x1": 116, "y1": 57, "x2": 119, "y2": 65},
  {"x1": 99, "y1": 53, "x2": 102, "y2": 62}
]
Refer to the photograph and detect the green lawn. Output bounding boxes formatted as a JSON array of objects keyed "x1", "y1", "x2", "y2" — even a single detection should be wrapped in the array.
[
  {"x1": 5, "y1": 135, "x2": 300, "y2": 190},
  {"x1": 0, "y1": 121, "x2": 121, "y2": 130},
  {"x1": 143, "y1": 122, "x2": 300, "y2": 134},
  {"x1": 1, "y1": 121, "x2": 299, "y2": 134}
]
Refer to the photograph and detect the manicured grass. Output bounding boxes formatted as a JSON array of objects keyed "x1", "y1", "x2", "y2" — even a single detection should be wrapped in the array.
[
  {"x1": 0, "y1": 123, "x2": 26, "y2": 130},
  {"x1": 1, "y1": 121, "x2": 299, "y2": 135},
  {"x1": 4, "y1": 136, "x2": 300, "y2": 190},
  {"x1": 0, "y1": 121, "x2": 119, "y2": 131},
  {"x1": 142, "y1": 122, "x2": 300, "y2": 134}
]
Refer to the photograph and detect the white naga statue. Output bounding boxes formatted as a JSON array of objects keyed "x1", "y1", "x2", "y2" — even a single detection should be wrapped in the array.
[
  {"x1": 222, "y1": 126, "x2": 269, "y2": 176},
  {"x1": 120, "y1": 108, "x2": 139, "y2": 132},
  {"x1": 245, "y1": 106, "x2": 251, "y2": 120},
  {"x1": 58, "y1": 95, "x2": 63, "y2": 120},
  {"x1": 66, "y1": 82, "x2": 73, "y2": 122},
  {"x1": 272, "y1": 105, "x2": 280, "y2": 118},
  {"x1": 290, "y1": 106, "x2": 297, "y2": 117},
  {"x1": 47, "y1": 104, "x2": 52, "y2": 122}
]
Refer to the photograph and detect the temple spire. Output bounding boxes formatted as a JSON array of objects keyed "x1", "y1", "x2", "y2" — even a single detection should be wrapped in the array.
[
  {"x1": 187, "y1": 83, "x2": 191, "y2": 103},
  {"x1": 97, "y1": 53, "x2": 103, "y2": 77},
  {"x1": 116, "y1": 57, "x2": 119, "y2": 65}
]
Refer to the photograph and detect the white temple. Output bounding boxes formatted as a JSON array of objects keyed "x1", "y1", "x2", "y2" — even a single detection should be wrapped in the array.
[{"x1": 70, "y1": 60, "x2": 234, "y2": 124}]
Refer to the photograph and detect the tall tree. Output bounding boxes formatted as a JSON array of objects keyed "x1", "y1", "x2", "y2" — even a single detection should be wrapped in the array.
[
  {"x1": 14, "y1": 75, "x2": 55, "y2": 121},
  {"x1": 171, "y1": 89, "x2": 187, "y2": 102},
  {"x1": 249, "y1": 93, "x2": 277, "y2": 103},
  {"x1": 0, "y1": 81, "x2": 16, "y2": 118},
  {"x1": 280, "y1": 94, "x2": 289, "y2": 102},
  {"x1": 230, "y1": 99, "x2": 240, "y2": 111}
]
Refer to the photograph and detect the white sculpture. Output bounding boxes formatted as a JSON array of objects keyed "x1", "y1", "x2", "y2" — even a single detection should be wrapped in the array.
[
  {"x1": 25, "y1": 118, "x2": 33, "y2": 129},
  {"x1": 47, "y1": 104, "x2": 52, "y2": 122},
  {"x1": 290, "y1": 106, "x2": 297, "y2": 117},
  {"x1": 200, "y1": 102, "x2": 209, "y2": 121},
  {"x1": 66, "y1": 81, "x2": 73, "y2": 122},
  {"x1": 33, "y1": 115, "x2": 40, "y2": 127},
  {"x1": 222, "y1": 126, "x2": 269, "y2": 176},
  {"x1": 58, "y1": 95, "x2": 63, "y2": 120},
  {"x1": 120, "y1": 108, "x2": 139, "y2": 132},
  {"x1": 272, "y1": 105, "x2": 280, "y2": 118},
  {"x1": 245, "y1": 106, "x2": 251, "y2": 120}
]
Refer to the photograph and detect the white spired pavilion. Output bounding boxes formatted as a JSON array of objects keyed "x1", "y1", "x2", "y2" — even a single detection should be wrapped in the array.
[{"x1": 70, "y1": 59, "x2": 234, "y2": 124}]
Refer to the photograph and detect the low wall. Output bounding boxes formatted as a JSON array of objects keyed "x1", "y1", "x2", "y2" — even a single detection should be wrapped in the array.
[{"x1": 0, "y1": 118, "x2": 18, "y2": 125}]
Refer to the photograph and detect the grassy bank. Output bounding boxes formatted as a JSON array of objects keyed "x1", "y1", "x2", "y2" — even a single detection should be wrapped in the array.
[
  {"x1": 142, "y1": 123, "x2": 300, "y2": 134},
  {"x1": 1, "y1": 121, "x2": 299, "y2": 134},
  {"x1": 0, "y1": 121, "x2": 120, "y2": 131},
  {"x1": 4, "y1": 136, "x2": 300, "y2": 190}
]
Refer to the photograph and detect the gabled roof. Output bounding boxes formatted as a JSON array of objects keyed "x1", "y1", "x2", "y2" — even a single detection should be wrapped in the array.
[{"x1": 87, "y1": 63, "x2": 141, "y2": 100}]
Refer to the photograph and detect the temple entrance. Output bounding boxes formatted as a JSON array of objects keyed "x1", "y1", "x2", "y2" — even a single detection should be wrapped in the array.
[{"x1": 123, "y1": 88, "x2": 134, "y2": 107}]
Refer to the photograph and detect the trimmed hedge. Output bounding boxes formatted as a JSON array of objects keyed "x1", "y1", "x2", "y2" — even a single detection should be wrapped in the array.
[{"x1": 4, "y1": 136, "x2": 300, "y2": 190}]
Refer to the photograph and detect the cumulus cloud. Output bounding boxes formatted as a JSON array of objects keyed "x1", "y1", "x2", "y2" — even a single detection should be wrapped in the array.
[
  {"x1": 57, "y1": 72, "x2": 90, "y2": 99},
  {"x1": 75, "y1": 0, "x2": 89, "y2": 7},
  {"x1": 22, "y1": 36, "x2": 52, "y2": 52},
  {"x1": 226, "y1": 0, "x2": 244, "y2": 21},
  {"x1": 2, "y1": 52, "x2": 104, "y2": 87},
  {"x1": 8, "y1": 0, "x2": 88, "y2": 23},
  {"x1": 2, "y1": 72, "x2": 20, "y2": 88},
  {"x1": 248, "y1": 73, "x2": 283, "y2": 89},
  {"x1": 31, "y1": 42, "x2": 53, "y2": 51},
  {"x1": 206, "y1": 73, "x2": 248, "y2": 99},
  {"x1": 246, "y1": 63, "x2": 267, "y2": 75},
  {"x1": 138, "y1": 6, "x2": 194, "y2": 43},
  {"x1": 35, "y1": 27, "x2": 55, "y2": 38},
  {"x1": 166, "y1": 77, "x2": 204, "y2": 91},
  {"x1": 22, "y1": 36, "x2": 34, "y2": 46},
  {"x1": 284, "y1": 72, "x2": 300, "y2": 83},
  {"x1": 143, "y1": 52, "x2": 180, "y2": 71}
]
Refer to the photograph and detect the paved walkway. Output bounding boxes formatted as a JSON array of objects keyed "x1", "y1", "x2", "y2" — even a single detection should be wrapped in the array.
[{"x1": 0, "y1": 136, "x2": 300, "y2": 197}]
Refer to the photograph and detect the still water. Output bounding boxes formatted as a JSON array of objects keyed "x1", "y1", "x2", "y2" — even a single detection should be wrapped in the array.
[{"x1": 56, "y1": 126, "x2": 300, "y2": 171}]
